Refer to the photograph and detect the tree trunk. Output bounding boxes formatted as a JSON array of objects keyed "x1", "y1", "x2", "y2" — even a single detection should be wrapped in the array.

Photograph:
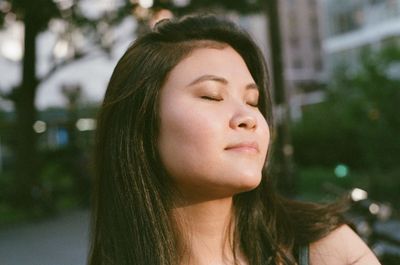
[
  {"x1": 265, "y1": 0, "x2": 295, "y2": 196},
  {"x1": 12, "y1": 8, "x2": 40, "y2": 209}
]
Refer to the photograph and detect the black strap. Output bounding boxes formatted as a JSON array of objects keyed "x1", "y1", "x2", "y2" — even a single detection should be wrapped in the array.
[{"x1": 298, "y1": 245, "x2": 309, "y2": 265}]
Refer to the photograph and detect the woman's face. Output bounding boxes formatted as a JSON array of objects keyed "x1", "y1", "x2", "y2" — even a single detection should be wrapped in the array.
[{"x1": 158, "y1": 46, "x2": 270, "y2": 201}]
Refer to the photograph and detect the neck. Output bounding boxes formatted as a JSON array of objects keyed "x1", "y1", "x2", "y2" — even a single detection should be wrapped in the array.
[{"x1": 172, "y1": 196, "x2": 246, "y2": 265}]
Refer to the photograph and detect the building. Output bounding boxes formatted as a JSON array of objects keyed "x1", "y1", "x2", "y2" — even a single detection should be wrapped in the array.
[
  {"x1": 280, "y1": 0, "x2": 325, "y2": 90},
  {"x1": 322, "y1": 0, "x2": 400, "y2": 74},
  {"x1": 280, "y1": 0, "x2": 327, "y2": 120},
  {"x1": 239, "y1": 0, "x2": 327, "y2": 120}
]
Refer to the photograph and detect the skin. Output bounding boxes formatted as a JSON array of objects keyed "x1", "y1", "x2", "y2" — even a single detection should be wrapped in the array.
[
  {"x1": 157, "y1": 46, "x2": 381, "y2": 265},
  {"x1": 310, "y1": 225, "x2": 381, "y2": 265},
  {"x1": 158, "y1": 46, "x2": 270, "y2": 203},
  {"x1": 158, "y1": 46, "x2": 268, "y2": 264}
]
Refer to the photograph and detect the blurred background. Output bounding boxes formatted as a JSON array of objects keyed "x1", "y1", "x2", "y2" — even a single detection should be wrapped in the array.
[{"x1": 0, "y1": 0, "x2": 399, "y2": 264}]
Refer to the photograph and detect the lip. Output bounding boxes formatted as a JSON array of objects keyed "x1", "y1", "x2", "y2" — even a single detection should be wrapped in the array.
[{"x1": 225, "y1": 141, "x2": 259, "y2": 153}]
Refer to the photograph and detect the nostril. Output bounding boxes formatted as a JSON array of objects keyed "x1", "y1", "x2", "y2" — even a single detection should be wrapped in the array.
[
  {"x1": 230, "y1": 114, "x2": 257, "y2": 130},
  {"x1": 238, "y1": 120, "x2": 256, "y2": 129}
]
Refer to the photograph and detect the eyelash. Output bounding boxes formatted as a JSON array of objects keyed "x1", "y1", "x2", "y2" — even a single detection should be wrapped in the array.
[
  {"x1": 201, "y1": 96, "x2": 259, "y2": 107},
  {"x1": 201, "y1": 96, "x2": 222, "y2": 101},
  {"x1": 249, "y1": 102, "x2": 259, "y2": 107}
]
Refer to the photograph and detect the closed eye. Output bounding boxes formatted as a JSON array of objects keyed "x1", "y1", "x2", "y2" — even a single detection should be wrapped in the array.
[
  {"x1": 201, "y1": 96, "x2": 222, "y2": 101},
  {"x1": 247, "y1": 100, "x2": 259, "y2": 107}
]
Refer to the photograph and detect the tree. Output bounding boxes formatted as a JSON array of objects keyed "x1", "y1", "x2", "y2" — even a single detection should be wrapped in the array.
[
  {"x1": 0, "y1": 0, "x2": 288, "y2": 209},
  {"x1": 327, "y1": 45, "x2": 400, "y2": 170},
  {"x1": 0, "y1": 0, "x2": 131, "y2": 209},
  {"x1": 292, "y1": 44, "x2": 400, "y2": 201},
  {"x1": 264, "y1": 0, "x2": 294, "y2": 196}
]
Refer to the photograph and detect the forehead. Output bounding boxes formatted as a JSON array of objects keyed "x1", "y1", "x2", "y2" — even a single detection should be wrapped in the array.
[{"x1": 163, "y1": 46, "x2": 255, "y2": 89}]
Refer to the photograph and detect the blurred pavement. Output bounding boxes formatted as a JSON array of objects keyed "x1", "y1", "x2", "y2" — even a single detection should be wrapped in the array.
[
  {"x1": 0, "y1": 208, "x2": 399, "y2": 264},
  {"x1": 0, "y1": 209, "x2": 89, "y2": 265}
]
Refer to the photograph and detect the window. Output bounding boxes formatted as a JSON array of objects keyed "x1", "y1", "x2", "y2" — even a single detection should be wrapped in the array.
[
  {"x1": 369, "y1": 0, "x2": 386, "y2": 5},
  {"x1": 290, "y1": 35, "x2": 300, "y2": 48},
  {"x1": 334, "y1": 9, "x2": 362, "y2": 34},
  {"x1": 314, "y1": 58, "x2": 323, "y2": 71},
  {"x1": 293, "y1": 58, "x2": 303, "y2": 69},
  {"x1": 312, "y1": 37, "x2": 321, "y2": 49}
]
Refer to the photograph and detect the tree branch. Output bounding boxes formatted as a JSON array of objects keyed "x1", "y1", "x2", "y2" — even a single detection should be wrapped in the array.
[{"x1": 38, "y1": 48, "x2": 107, "y2": 84}]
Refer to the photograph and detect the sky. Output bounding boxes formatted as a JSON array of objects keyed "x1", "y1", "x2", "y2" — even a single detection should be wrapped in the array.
[{"x1": 0, "y1": 0, "x2": 135, "y2": 111}]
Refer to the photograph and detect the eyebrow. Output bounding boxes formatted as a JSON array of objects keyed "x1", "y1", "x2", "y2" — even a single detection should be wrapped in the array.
[{"x1": 186, "y1": 74, "x2": 258, "y2": 91}]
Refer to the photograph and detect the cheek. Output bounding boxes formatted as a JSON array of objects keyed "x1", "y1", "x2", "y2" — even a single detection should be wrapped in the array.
[
  {"x1": 158, "y1": 102, "x2": 223, "y2": 179},
  {"x1": 160, "y1": 105, "x2": 217, "y2": 149},
  {"x1": 260, "y1": 118, "x2": 270, "y2": 153}
]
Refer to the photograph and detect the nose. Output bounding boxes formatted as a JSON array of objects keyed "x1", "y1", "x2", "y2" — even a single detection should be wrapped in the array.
[{"x1": 229, "y1": 106, "x2": 257, "y2": 131}]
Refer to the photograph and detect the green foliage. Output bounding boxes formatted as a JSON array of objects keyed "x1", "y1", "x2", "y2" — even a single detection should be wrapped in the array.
[
  {"x1": 297, "y1": 166, "x2": 400, "y2": 205},
  {"x1": 38, "y1": 160, "x2": 77, "y2": 212},
  {"x1": 293, "y1": 44, "x2": 400, "y2": 171},
  {"x1": 0, "y1": 146, "x2": 90, "y2": 224},
  {"x1": 0, "y1": 171, "x2": 14, "y2": 203},
  {"x1": 296, "y1": 166, "x2": 365, "y2": 202},
  {"x1": 330, "y1": 46, "x2": 400, "y2": 169},
  {"x1": 0, "y1": 158, "x2": 82, "y2": 227},
  {"x1": 363, "y1": 168, "x2": 400, "y2": 203},
  {"x1": 293, "y1": 101, "x2": 363, "y2": 168},
  {"x1": 0, "y1": 201, "x2": 30, "y2": 226},
  {"x1": 38, "y1": 147, "x2": 92, "y2": 209},
  {"x1": 292, "y1": 45, "x2": 400, "y2": 203}
]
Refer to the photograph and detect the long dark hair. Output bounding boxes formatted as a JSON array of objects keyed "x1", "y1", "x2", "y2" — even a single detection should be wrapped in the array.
[{"x1": 88, "y1": 14, "x2": 346, "y2": 265}]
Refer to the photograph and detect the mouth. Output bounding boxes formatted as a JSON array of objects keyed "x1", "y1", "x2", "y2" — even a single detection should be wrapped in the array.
[{"x1": 225, "y1": 141, "x2": 259, "y2": 153}]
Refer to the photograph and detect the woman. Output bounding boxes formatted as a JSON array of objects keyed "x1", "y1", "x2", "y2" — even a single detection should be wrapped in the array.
[{"x1": 88, "y1": 14, "x2": 380, "y2": 265}]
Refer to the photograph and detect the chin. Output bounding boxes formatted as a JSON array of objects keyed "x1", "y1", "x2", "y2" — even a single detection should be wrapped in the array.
[{"x1": 231, "y1": 172, "x2": 262, "y2": 193}]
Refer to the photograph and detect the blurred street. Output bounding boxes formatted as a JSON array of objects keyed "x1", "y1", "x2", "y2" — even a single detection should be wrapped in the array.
[
  {"x1": 0, "y1": 209, "x2": 89, "y2": 265},
  {"x1": 0, "y1": 208, "x2": 399, "y2": 264},
  {"x1": 0, "y1": 0, "x2": 400, "y2": 264}
]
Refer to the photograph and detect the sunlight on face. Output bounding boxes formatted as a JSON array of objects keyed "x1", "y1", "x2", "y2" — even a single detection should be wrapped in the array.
[{"x1": 157, "y1": 46, "x2": 270, "y2": 201}]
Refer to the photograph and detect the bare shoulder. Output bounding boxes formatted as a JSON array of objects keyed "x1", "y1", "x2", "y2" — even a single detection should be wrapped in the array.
[{"x1": 309, "y1": 224, "x2": 381, "y2": 265}]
